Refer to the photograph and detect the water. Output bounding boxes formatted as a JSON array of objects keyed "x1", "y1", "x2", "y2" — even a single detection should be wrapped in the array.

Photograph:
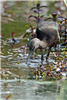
[
  {"x1": 1, "y1": 47, "x2": 66, "y2": 97},
  {"x1": 0, "y1": 79, "x2": 62, "y2": 100},
  {"x1": 1, "y1": 38, "x2": 67, "y2": 100},
  {"x1": 1, "y1": 77, "x2": 67, "y2": 100}
]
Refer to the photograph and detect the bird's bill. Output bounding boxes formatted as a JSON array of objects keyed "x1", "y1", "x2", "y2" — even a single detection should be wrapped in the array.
[{"x1": 26, "y1": 49, "x2": 34, "y2": 64}]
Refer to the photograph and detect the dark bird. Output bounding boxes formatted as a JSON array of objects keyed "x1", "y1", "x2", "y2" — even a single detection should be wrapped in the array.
[{"x1": 26, "y1": 21, "x2": 60, "y2": 64}]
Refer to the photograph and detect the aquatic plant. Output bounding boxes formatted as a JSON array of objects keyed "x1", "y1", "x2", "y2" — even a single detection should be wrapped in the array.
[{"x1": 28, "y1": 3, "x2": 47, "y2": 23}]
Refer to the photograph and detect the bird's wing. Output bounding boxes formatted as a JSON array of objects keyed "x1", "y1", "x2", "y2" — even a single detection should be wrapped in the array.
[
  {"x1": 36, "y1": 21, "x2": 59, "y2": 40},
  {"x1": 39, "y1": 21, "x2": 58, "y2": 30}
]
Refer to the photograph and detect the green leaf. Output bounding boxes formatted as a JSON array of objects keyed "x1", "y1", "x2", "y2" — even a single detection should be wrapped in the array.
[{"x1": 64, "y1": 0, "x2": 67, "y2": 6}]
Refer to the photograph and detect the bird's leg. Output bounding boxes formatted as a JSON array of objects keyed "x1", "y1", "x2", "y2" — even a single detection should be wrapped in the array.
[
  {"x1": 46, "y1": 46, "x2": 51, "y2": 61},
  {"x1": 41, "y1": 49, "x2": 44, "y2": 65}
]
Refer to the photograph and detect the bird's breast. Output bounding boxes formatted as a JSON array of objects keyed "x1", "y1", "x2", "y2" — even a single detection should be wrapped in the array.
[{"x1": 39, "y1": 41, "x2": 48, "y2": 49}]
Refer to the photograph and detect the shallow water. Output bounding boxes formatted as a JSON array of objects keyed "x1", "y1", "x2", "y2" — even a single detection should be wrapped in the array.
[
  {"x1": 1, "y1": 38, "x2": 67, "y2": 100},
  {"x1": 1, "y1": 76, "x2": 67, "y2": 100},
  {"x1": 1, "y1": 62, "x2": 67, "y2": 100},
  {"x1": 0, "y1": 50, "x2": 67, "y2": 100}
]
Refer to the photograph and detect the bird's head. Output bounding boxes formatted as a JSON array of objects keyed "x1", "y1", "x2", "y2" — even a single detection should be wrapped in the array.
[{"x1": 26, "y1": 38, "x2": 40, "y2": 64}]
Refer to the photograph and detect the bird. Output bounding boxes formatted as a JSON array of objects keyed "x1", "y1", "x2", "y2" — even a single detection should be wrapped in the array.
[{"x1": 26, "y1": 21, "x2": 60, "y2": 64}]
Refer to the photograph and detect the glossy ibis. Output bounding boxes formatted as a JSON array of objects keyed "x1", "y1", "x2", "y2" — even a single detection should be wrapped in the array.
[{"x1": 26, "y1": 21, "x2": 60, "y2": 64}]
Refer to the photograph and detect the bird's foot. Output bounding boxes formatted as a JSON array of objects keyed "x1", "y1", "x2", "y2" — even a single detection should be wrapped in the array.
[
  {"x1": 46, "y1": 57, "x2": 49, "y2": 63},
  {"x1": 46, "y1": 56, "x2": 48, "y2": 61}
]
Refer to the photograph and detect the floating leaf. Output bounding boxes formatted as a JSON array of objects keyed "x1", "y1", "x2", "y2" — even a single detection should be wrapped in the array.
[
  {"x1": 19, "y1": 74, "x2": 23, "y2": 79},
  {"x1": 64, "y1": 0, "x2": 67, "y2": 6},
  {"x1": 18, "y1": 61, "x2": 20, "y2": 64},
  {"x1": 42, "y1": 72, "x2": 45, "y2": 77},
  {"x1": 63, "y1": 51, "x2": 67, "y2": 55},
  {"x1": 6, "y1": 94, "x2": 12, "y2": 99},
  {"x1": 63, "y1": 56, "x2": 65, "y2": 59},
  {"x1": 62, "y1": 48, "x2": 65, "y2": 51}
]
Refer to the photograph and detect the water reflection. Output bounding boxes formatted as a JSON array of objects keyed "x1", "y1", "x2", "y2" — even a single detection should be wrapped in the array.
[
  {"x1": 0, "y1": 79, "x2": 61, "y2": 100},
  {"x1": 1, "y1": 77, "x2": 67, "y2": 100}
]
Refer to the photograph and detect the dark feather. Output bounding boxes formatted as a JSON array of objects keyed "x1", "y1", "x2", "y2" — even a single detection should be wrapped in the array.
[{"x1": 36, "y1": 21, "x2": 59, "y2": 41}]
